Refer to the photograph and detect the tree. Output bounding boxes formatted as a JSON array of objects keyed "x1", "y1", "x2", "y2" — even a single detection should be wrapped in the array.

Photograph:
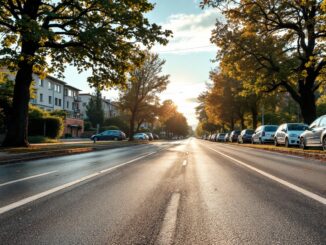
[
  {"x1": 203, "y1": 0, "x2": 326, "y2": 124},
  {"x1": 165, "y1": 112, "x2": 189, "y2": 137},
  {"x1": 119, "y1": 52, "x2": 169, "y2": 140},
  {"x1": 86, "y1": 90, "x2": 104, "y2": 129},
  {"x1": 0, "y1": 1, "x2": 172, "y2": 147}
]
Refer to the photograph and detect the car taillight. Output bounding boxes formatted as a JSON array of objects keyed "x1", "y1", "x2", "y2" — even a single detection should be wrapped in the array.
[{"x1": 262, "y1": 131, "x2": 265, "y2": 136}]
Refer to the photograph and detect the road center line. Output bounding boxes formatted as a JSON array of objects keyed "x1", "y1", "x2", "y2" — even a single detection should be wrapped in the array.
[
  {"x1": 205, "y1": 146, "x2": 326, "y2": 205},
  {"x1": 156, "y1": 193, "x2": 181, "y2": 245},
  {"x1": 0, "y1": 171, "x2": 58, "y2": 188},
  {"x1": 0, "y1": 151, "x2": 157, "y2": 215}
]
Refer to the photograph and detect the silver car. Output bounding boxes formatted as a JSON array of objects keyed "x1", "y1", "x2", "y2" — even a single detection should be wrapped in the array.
[{"x1": 299, "y1": 115, "x2": 326, "y2": 150}]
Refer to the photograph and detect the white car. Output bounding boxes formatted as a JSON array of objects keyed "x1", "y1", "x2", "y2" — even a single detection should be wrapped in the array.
[
  {"x1": 252, "y1": 125, "x2": 278, "y2": 144},
  {"x1": 133, "y1": 133, "x2": 149, "y2": 140},
  {"x1": 274, "y1": 123, "x2": 308, "y2": 147}
]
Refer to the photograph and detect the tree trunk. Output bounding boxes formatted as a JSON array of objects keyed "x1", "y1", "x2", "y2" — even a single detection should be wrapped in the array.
[
  {"x1": 2, "y1": 62, "x2": 33, "y2": 147},
  {"x1": 251, "y1": 106, "x2": 258, "y2": 129},
  {"x1": 240, "y1": 115, "x2": 245, "y2": 129},
  {"x1": 299, "y1": 89, "x2": 316, "y2": 125},
  {"x1": 129, "y1": 112, "x2": 136, "y2": 141}
]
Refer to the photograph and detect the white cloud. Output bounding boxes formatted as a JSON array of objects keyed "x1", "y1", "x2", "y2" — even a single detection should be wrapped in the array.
[{"x1": 152, "y1": 9, "x2": 221, "y2": 54}]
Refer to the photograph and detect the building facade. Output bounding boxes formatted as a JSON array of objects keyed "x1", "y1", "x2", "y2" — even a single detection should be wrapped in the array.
[{"x1": 79, "y1": 93, "x2": 120, "y2": 120}]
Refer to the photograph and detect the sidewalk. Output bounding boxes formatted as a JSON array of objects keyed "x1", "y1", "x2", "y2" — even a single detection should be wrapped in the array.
[{"x1": 0, "y1": 141, "x2": 146, "y2": 165}]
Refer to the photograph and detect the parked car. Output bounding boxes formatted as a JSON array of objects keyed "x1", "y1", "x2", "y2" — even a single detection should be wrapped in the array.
[
  {"x1": 274, "y1": 123, "x2": 308, "y2": 147},
  {"x1": 144, "y1": 132, "x2": 154, "y2": 141},
  {"x1": 153, "y1": 133, "x2": 160, "y2": 140},
  {"x1": 216, "y1": 133, "x2": 226, "y2": 142},
  {"x1": 133, "y1": 133, "x2": 149, "y2": 140},
  {"x1": 224, "y1": 133, "x2": 230, "y2": 142},
  {"x1": 299, "y1": 115, "x2": 326, "y2": 150},
  {"x1": 238, "y1": 129, "x2": 254, "y2": 143},
  {"x1": 229, "y1": 130, "x2": 241, "y2": 142},
  {"x1": 252, "y1": 125, "x2": 278, "y2": 144},
  {"x1": 210, "y1": 134, "x2": 217, "y2": 141},
  {"x1": 91, "y1": 130, "x2": 126, "y2": 141}
]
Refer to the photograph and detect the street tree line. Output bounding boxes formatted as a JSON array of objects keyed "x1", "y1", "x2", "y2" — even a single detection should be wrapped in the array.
[
  {"x1": 202, "y1": 0, "x2": 326, "y2": 124},
  {"x1": 78, "y1": 53, "x2": 190, "y2": 140},
  {"x1": 0, "y1": 0, "x2": 172, "y2": 147},
  {"x1": 200, "y1": 0, "x2": 326, "y2": 129}
]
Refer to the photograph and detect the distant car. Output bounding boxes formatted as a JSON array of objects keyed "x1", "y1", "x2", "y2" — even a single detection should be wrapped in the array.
[
  {"x1": 153, "y1": 133, "x2": 160, "y2": 140},
  {"x1": 229, "y1": 130, "x2": 241, "y2": 142},
  {"x1": 133, "y1": 133, "x2": 149, "y2": 140},
  {"x1": 144, "y1": 132, "x2": 154, "y2": 141},
  {"x1": 91, "y1": 130, "x2": 126, "y2": 141},
  {"x1": 224, "y1": 133, "x2": 230, "y2": 142},
  {"x1": 216, "y1": 133, "x2": 226, "y2": 142},
  {"x1": 210, "y1": 134, "x2": 216, "y2": 141},
  {"x1": 252, "y1": 125, "x2": 278, "y2": 144},
  {"x1": 238, "y1": 129, "x2": 254, "y2": 143},
  {"x1": 274, "y1": 123, "x2": 308, "y2": 147},
  {"x1": 299, "y1": 115, "x2": 326, "y2": 150}
]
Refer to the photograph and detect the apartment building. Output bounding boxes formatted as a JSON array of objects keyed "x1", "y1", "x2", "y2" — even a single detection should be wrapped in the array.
[
  {"x1": 79, "y1": 93, "x2": 120, "y2": 120},
  {"x1": 1, "y1": 68, "x2": 85, "y2": 138}
]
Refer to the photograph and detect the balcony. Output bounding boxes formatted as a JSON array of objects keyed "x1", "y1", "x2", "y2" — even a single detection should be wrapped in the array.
[{"x1": 73, "y1": 96, "x2": 81, "y2": 102}]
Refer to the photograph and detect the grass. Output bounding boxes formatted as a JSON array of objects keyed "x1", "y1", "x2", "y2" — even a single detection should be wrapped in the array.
[{"x1": 1, "y1": 140, "x2": 144, "y2": 154}]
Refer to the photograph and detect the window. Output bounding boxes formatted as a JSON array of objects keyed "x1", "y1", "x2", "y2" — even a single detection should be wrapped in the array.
[
  {"x1": 49, "y1": 96, "x2": 52, "y2": 104},
  {"x1": 48, "y1": 81, "x2": 53, "y2": 90},
  {"x1": 39, "y1": 79, "x2": 44, "y2": 87},
  {"x1": 39, "y1": 93, "x2": 43, "y2": 102},
  {"x1": 66, "y1": 101, "x2": 69, "y2": 108},
  {"x1": 320, "y1": 116, "x2": 326, "y2": 127},
  {"x1": 83, "y1": 102, "x2": 86, "y2": 107},
  {"x1": 58, "y1": 99, "x2": 62, "y2": 107},
  {"x1": 55, "y1": 98, "x2": 58, "y2": 106},
  {"x1": 54, "y1": 84, "x2": 61, "y2": 93},
  {"x1": 68, "y1": 89, "x2": 72, "y2": 97},
  {"x1": 64, "y1": 89, "x2": 68, "y2": 96}
]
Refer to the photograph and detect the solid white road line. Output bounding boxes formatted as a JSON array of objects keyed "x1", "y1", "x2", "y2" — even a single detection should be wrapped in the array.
[
  {"x1": 205, "y1": 146, "x2": 326, "y2": 205},
  {"x1": 0, "y1": 171, "x2": 58, "y2": 188},
  {"x1": 182, "y1": 160, "x2": 187, "y2": 167},
  {"x1": 0, "y1": 151, "x2": 157, "y2": 215},
  {"x1": 156, "y1": 193, "x2": 181, "y2": 245}
]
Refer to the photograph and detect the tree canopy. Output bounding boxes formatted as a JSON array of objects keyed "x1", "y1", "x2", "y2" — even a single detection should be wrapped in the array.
[
  {"x1": 0, "y1": 0, "x2": 171, "y2": 146},
  {"x1": 202, "y1": 0, "x2": 326, "y2": 124}
]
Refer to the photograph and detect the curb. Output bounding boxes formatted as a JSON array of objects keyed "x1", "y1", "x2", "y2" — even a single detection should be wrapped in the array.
[
  {"x1": 235, "y1": 144, "x2": 326, "y2": 162},
  {"x1": 0, "y1": 143, "x2": 141, "y2": 165}
]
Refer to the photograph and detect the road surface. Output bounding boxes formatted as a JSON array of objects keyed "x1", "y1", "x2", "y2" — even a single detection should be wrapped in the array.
[{"x1": 0, "y1": 138, "x2": 325, "y2": 244}]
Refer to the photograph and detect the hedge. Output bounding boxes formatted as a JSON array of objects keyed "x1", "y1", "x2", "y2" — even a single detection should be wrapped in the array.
[{"x1": 29, "y1": 116, "x2": 63, "y2": 139}]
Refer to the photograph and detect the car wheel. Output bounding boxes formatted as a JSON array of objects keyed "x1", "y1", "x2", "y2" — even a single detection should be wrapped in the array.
[
  {"x1": 259, "y1": 138, "x2": 263, "y2": 144},
  {"x1": 93, "y1": 137, "x2": 98, "y2": 142},
  {"x1": 251, "y1": 139, "x2": 255, "y2": 144},
  {"x1": 300, "y1": 137, "x2": 307, "y2": 150},
  {"x1": 285, "y1": 138, "x2": 289, "y2": 148},
  {"x1": 322, "y1": 137, "x2": 326, "y2": 151},
  {"x1": 114, "y1": 137, "x2": 118, "y2": 141},
  {"x1": 274, "y1": 138, "x2": 279, "y2": 146}
]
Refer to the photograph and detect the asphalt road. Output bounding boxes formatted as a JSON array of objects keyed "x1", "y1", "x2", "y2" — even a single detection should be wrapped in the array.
[{"x1": 0, "y1": 138, "x2": 325, "y2": 244}]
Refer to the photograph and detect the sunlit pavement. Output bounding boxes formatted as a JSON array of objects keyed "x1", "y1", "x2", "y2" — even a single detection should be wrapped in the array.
[{"x1": 0, "y1": 138, "x2": 325, "y2": 244}]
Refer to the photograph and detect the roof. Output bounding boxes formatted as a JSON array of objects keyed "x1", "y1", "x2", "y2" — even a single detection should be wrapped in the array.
[
  {"x1": 46, "y1": 75, "x2": 67, "y2": 85},
  {"x1": 64, "y1": 84, "x2": 81, "y2": 91}
]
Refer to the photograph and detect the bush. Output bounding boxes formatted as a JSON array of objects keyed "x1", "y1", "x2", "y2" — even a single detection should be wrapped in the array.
[
  {"x1": 64, "y1": 133, "x2": 72, "y2": 138},
  {"x1": 101, "y1": 125, "x2": 119, "y2": 131},
  {"x1": 28, "y1": 104, "x2": 49, "y2": 119},
  {"x1": 84, "y1": 121, "x2": 92, "y2": 131},
  {"x1": 28, "y1": 136, "x2": 58, "y2": 143},
  {"x1": 29, "y1": 116, "x2": 63, "y2": 139}
]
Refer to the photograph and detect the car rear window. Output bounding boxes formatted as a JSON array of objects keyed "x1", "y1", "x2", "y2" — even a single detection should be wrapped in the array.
[
  {"x1": 264, "y1": 126, "x2": 278, "y2": 132},
  {"x1": 287, "y1": 124, "x2": 307, "y2": 131},
  {"x1": 246, "y1": 130, "x2": 254, "y2": 134}
]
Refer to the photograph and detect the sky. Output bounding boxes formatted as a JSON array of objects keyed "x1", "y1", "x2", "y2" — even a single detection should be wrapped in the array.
[{"x1": 63, "y1": 0, "x2": 220, "y2": 128}]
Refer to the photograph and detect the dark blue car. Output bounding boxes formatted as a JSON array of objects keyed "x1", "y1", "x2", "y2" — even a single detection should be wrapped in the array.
[{"x1": 91, "y1": 130, "x2": 126, "y2": 141}]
